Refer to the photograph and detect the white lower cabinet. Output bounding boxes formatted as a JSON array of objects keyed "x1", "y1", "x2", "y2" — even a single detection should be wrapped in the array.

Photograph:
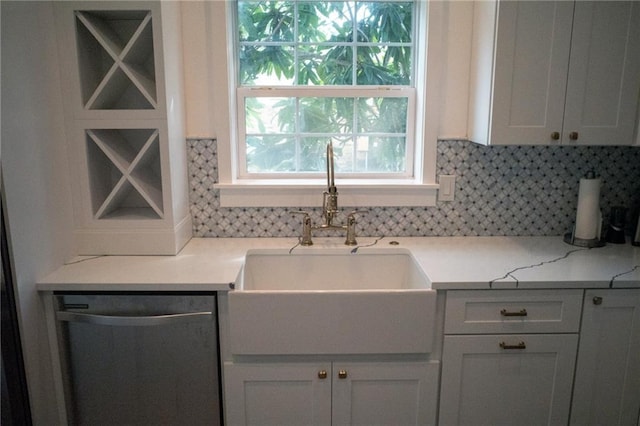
[
  {"x1": 439, "y1": 334, "x2": 578, "y2": 426},
  {"x1": 332, "y1": 362, "x2": 439, "y2": 426},
  {"x1": 223, "y1": 288, "x2": 640, "y2": 426},
  {"x1": 225, "y1": 362, "x2": 331, "y2": 426},
  {"x1": 570, "y1": 289, "x2": 640, "y2": 426},
  {"x1": 439, "y1": 290, "x2": 582, "y2": 426},
  {"x1": 224, "y1": 360, "x2": 439, "y2": 426}
]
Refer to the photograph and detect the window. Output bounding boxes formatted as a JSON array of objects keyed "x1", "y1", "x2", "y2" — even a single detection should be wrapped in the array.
[
  {"x1": 237, "y1": 1, "x2": 415, "y2": 179},
  {"x1": 212, "y1": 0, "x2": 442, "y2": 207}
]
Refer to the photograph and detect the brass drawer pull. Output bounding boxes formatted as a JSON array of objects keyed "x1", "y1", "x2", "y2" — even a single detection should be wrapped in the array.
[
  {"x1": 338, "y1": 370, "x2": 348, "y2": 379},
  {"x1": 500, "y1": 308, "x2": 527, "y2": 317},
  {"x1": 500, "y1": 341, "x2": 526, "y2": 350},
  {"x1": 318, "y1": 370, "x2": 327, "y2": 379}
]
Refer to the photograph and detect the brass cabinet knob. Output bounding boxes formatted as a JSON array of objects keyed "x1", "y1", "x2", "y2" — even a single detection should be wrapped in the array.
[
  {"x1": 338, "y1": 370, "x2": 348, "y2": 379},
  {"x1": 593, "y1": 296, "x2": 603, "y2": 305},
  {"x1": 318, "y1": 370, "x2": 327, "y2": 379},
  {"x1": 551, "y1": 131, "x2": 560, "y2": 140},
  {"x1": 569, "y1": 131, "x2": 579, "y2": 140}
]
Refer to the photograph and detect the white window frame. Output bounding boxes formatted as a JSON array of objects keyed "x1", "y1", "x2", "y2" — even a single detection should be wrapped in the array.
[
  {"x1": 237, "y1": 87, "x2": 416, "y2": 179},
  {"x1": 211, "y1": 1, "x2": 444, "y2": 207}
]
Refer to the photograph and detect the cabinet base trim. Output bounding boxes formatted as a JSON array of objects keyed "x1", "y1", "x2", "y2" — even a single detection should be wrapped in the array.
[{"x1": 74, "y1": 215, "x2": 192, "y2": 255}]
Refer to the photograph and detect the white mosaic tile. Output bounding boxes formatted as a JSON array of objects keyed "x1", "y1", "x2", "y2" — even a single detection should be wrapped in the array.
[{"x1": 186, "y1": 139, "x2": 640, "y2": 238}]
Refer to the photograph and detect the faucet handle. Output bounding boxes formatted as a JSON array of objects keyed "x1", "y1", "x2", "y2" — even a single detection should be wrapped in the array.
[
  {"x1": 345, "y1": 210, "x2": 366, "y2": 246},
  {"x1": 291, "y1": 211, "x2": 313, "y2": 246}
]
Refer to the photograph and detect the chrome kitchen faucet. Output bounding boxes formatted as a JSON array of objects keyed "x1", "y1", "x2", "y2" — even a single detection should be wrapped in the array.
[{"x1": 292, "y1": 142, "x2": 364, "y2": 246}]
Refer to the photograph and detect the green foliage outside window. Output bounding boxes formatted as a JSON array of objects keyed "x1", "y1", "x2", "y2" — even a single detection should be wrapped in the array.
[{"x1": 237, "y1": 1, "x2": 414, "y2": 175}]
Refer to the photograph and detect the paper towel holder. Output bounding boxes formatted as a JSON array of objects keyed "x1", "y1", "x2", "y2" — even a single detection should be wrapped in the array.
[
  {"x1": 563, "y1": 228, "x2": 606, "y2": 247},
  {"x1": 563, "y1": 170, "x2": 606, "y2": 248}
]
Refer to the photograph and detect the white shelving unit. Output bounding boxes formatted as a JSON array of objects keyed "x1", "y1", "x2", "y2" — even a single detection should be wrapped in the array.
[
  {"x1": 55, "y1": 2, "x2": 191, "y2": 255},
  {"x1": 85, "y1": 128, "x2": 163, "y2": 220},
  {"x1": 75, "y1": 10, "x2": 157, "y2": 111}
]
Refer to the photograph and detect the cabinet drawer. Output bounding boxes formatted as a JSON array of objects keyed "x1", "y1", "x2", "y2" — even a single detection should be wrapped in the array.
[{"x1": 445, "y1": 290, "x2": 583, "y2": 334}]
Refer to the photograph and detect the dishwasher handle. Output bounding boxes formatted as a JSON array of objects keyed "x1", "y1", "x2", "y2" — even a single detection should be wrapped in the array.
[{"x1": 56, "y1": 310, "x2": 213, "y2": 327}]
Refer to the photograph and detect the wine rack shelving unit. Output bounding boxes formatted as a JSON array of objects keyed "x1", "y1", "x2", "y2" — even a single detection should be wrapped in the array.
[
  {"x1": 75, "y1": 10, "x2": 157, "y2": 111},
  {"x1": 56, "y1": 2, "x2": 191, "y2": 255},
  {"x1": 85, "y1": 128, "x2": 163, "y2": 220}
]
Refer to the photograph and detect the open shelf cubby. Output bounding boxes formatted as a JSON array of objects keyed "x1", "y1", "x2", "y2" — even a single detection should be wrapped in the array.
[
  {"x1": 85, "y1": 128, "x2": 164, "y2": 220},
  {"x1": 75, "y1": 10, "x2": 157, "y2": 110}
]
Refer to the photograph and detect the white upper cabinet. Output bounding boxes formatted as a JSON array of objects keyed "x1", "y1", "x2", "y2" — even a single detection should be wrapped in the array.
[
  {"x1": 488, "y1": 1, "x2": 573, "y2": 145},
  {"x1": 564, "y1": 2, "x2": 640, "y2": 146},
  {"x1": 468, "y1": 1, "x2": 640, "y2": 146}
]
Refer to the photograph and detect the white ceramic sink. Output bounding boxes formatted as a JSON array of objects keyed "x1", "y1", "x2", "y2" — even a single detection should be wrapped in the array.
[
  {"x1": 228, "y1": 248, "x2": 437, "y2": 355},
  {"x1": 238, "y1": 248, "x2": 431, "y2": 291}
]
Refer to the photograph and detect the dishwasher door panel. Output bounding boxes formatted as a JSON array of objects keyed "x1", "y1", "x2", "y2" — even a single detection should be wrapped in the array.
[{"x1": 56, "y1": 294, "x2": 220, "y2": 426}]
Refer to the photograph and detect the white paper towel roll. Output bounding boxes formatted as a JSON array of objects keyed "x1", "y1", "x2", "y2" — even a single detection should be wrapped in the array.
[{"x1": 574, "y1": 177, "x2": 601, "y2": 240}]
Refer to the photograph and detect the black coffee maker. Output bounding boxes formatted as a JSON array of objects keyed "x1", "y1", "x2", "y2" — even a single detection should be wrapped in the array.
[{"x1": 605, "y1": 206, "x2": 627, "y2": 244}]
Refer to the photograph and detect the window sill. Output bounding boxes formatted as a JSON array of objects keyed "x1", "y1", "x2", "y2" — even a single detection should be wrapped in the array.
[{"x1": 214, "y1": 180, "x2": 439, "y2": 207}]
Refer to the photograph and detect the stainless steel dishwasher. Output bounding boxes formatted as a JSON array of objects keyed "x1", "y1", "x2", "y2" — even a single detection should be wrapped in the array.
[{"x1": 54, "y1": 293, "x2": 221, "y2": 426}]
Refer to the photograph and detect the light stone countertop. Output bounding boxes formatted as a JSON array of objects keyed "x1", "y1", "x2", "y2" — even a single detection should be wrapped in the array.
[{"x1": 37, "y1": 236, "x2": 640, "y2": 292}]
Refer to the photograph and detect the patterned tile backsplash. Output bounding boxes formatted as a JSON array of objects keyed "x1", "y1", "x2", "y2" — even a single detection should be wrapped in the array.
[{"x1": 188, "y1": 139, "x2": 640, "y2": 238}]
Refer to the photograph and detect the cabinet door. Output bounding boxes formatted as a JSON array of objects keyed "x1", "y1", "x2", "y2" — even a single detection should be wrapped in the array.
[
  {"x1": 489, "y1": 1, "x2": 574, "y2": 145},
  {"x1": 563, "y1": 2, "x2": 640, "y2": 146},
  {"x1": 439, "y1": 334, "x2": 578, "y2": 426},
  {"x1": 332, "y1": 361, "x2": 439, "y2": 426},
  {"x1": 224, "y1": 362, "x2": 332, "y2": 426},
  {"x1": 571, "y1": 290, "x2": 640, "y2": 426}
]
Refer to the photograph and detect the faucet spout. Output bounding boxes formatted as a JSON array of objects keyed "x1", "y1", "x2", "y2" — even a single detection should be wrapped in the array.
[
  {"x1": 293, "y1": 142, "x2": 363, "y2": 245},
  {"x1": 326, "y1": 142, "x2": 337, "y2": 192},
  {"x1": 324, "y1": 142, "x2": 339, "y2": 225}
]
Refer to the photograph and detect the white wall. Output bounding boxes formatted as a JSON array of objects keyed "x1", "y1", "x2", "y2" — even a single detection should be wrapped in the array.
[
  {"x1": 1, "y1": 2, "x2": 75, "y2": 424},
  {"x1": 181, "y1": 1, "x2": 216, "y2": 139},
  {"x1": 438, "y1": 1, "x2": 473, "y2": 139}
]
